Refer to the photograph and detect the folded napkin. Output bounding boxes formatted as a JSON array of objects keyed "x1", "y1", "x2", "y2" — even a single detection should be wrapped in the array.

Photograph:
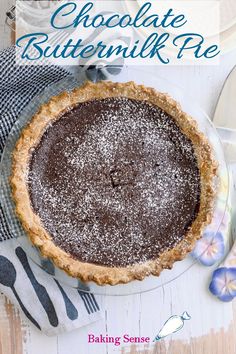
[{"x1": 0, "y1": 46, "x2": 103, "y2": 335}]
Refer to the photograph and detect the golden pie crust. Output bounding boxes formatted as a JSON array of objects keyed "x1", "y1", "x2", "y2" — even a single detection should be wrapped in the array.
[{"x1": 10, "y1": 81, "x2": 217, "y2": 285}]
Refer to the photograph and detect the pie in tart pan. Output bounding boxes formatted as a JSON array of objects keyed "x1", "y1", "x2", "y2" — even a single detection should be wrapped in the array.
[{"x1": 10, "y1": 81, "x2": 217, "y2": 285}]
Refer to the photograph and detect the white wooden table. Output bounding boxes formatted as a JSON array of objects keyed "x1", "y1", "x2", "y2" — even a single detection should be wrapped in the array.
[{"x1": 1, "y1": 4, "x2": 236, "y2": 353}]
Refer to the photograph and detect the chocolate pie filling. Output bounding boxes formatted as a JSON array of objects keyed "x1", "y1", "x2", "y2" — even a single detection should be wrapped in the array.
[{"x1": 28, "y1": 97, "x2": 201, "y2": 267}]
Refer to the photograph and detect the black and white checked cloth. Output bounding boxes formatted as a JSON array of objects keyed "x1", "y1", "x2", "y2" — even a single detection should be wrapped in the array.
[
  {"x1": 0, "y1": 46, "x2": 103, "y2": 335},
  {"x1": 0, "y1": 46, "x2": 69, "y2": 241}
]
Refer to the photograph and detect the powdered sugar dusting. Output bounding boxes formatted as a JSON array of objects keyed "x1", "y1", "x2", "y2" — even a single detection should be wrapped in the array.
[{"x1": 28, "y1": 97, "x2": 200, "y2": 267}]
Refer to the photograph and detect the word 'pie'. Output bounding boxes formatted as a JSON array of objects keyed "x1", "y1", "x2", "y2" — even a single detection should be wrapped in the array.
[{"x1": 11, "y1": 81, "x2": 216, "y2": 285}]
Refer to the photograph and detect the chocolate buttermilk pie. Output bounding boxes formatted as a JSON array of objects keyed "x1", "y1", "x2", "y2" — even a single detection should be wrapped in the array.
[{"x1": 10, "y1": 81, "x2": 216, "y2": 285}]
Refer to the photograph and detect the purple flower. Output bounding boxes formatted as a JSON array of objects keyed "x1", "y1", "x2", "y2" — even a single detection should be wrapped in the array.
[
  {"x1": 209, "y1": 267, "x2": 236, "y2": 302},
  {"x1": 191, "y1": 232, "x2": 225, "y2": 266}
]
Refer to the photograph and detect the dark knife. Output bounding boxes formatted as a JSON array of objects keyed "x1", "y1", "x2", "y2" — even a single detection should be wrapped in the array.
[
  {"x1": 15, "y1": 247, "x2": 58, "y2": 327},
  {"x1": 54, "y1": 279, "x2": 78, "y2": 320}
]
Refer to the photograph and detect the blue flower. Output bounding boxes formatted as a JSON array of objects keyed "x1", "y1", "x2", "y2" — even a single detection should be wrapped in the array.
[
  {"x1": 209, "y1": 267, "x2": 236, "y2": 302},
  {"x1": 191, "y1": 232, "x2": 225, "y2": 266}
]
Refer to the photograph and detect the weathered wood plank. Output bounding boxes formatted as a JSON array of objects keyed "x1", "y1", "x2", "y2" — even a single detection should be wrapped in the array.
[{"x1": 0, "y1": 294, "x2": 26, "y2": 354}]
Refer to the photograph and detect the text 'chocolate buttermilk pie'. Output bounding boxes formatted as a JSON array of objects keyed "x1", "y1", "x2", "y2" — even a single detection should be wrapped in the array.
[{"x1": 10, "y1": 81, "x2": 216, "y2": 285}]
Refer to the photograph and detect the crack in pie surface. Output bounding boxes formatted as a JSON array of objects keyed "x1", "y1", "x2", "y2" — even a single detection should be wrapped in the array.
[{"x1": 10, "y1": 81, "x2": 216, "y2": 285}]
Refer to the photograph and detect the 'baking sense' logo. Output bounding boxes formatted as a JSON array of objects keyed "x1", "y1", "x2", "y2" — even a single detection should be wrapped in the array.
[{"x1": 87, "y1": 312, "x2": 191, "y2": 347}]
